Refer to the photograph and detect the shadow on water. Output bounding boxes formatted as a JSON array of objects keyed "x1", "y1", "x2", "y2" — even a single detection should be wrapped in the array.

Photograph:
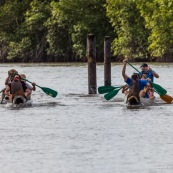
[{"x1": 32, "y1": 102, "x2": 67, "y2": 108}]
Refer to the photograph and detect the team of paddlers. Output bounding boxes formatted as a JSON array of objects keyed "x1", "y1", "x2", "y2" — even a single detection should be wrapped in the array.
[
  {"x1": 1, "y1": 69, "x2": 36, "y2": 104},
  {"x1": 122, "y1": 59, "x2": 160, "y2": 105}
]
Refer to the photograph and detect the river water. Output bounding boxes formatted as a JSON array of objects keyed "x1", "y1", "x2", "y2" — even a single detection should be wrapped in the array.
[{"x1": 0, "y1": 63, "x2": 173, "y2": 173}]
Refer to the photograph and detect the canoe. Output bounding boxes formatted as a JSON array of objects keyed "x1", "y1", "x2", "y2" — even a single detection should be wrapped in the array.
[
  {"x1": 2, "y1": 95, "x2": 32, "y2": 108},
  {"x1": 139, "y1": 96, "x2": 155, "y2": 106},
  {"x1": 13, "y1": 95, "x2": 27, "y2": 104},
  {"x1": 124, "y1": 95, "x2": 155, "y2": 109}
]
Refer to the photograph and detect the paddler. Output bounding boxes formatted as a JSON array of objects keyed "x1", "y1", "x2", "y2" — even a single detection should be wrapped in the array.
[
  {"x1": 140, "y1": 63, "x2": 159, "y2": 82},
  {"x1": 20, "y1": 74, "x2": 36, "y2": 100}
]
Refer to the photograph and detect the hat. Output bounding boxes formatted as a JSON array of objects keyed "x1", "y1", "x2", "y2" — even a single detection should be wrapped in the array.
[{"x1": 140, "y1": 63, "x2": 148, "y2": 68}]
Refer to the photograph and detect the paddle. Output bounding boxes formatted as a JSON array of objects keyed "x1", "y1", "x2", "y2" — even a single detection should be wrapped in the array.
[
  {"x1": 104, "y1": 87, "x2": 123, "y2": 100},
  {"x1": 24, "y1": 78, "x2": 58, "y2": 98},
  {"x1": 127, "y1": 62, "x2": 167, "y2": 96},
  {"x1": 160, "y1": 94, "x2": 173, "y2": 104},
  {"x1": 98, "y1": 85, "x2": 122, "y2": 94},
  {"x1": 127, "y1": 62, "x2": 172, "y2": 103}
]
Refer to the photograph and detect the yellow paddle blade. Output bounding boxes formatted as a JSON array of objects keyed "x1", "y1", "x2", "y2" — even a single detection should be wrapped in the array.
[{"x1": 160, "y1": 94, "x2": 173, "y2": 104}]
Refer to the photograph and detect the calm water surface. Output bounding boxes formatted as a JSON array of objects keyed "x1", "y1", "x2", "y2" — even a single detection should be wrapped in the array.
[{"x1": 0, "y1": 63, "x2": 173, "y2": 173}]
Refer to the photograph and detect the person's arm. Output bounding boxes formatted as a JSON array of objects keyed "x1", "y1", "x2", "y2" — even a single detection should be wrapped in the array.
[
  {"x1": 122, "y1": 59, "x2": 128, "y2": 81},
  {"x1": 148, "y1": 67, "x2": 159, "y2": 78},
  {"x1": 25, "y1": 82, "x2": 36, "y2": 91},
  {"x1": 32, "y1": 82, "x2": 36, "y2": 91},
  {"x1": 5, "y1": 86, "x2": 10, "y2": 96},
  {"x1": 5, "y1": 76, "x2": 10, "y2": 85}
]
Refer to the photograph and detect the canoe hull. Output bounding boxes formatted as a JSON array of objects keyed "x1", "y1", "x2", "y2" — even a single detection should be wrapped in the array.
[
  {"x1": 3, "y1": 95, "x2": 32, "y2": 108},
  {"x1": 124, "y1": 95, "x2": 155, "y2": 109}
]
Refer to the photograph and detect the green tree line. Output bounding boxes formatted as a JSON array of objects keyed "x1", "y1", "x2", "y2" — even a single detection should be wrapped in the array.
[{"x1": 0, "y1": 0, "x2": 173, "y2": 62}]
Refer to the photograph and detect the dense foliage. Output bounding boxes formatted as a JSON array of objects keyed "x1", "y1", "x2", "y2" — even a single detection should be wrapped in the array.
[{"x1": 0, "y1": 0, "x2": 173, "y2": 62}]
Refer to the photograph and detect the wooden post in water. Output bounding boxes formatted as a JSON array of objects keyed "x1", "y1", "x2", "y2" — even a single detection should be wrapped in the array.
[
  {"x1": 104, "y1": 36, "x2": 111, "y2": 86},
  {"x1": 87, "y1": 34, "x2": 97, "y2": 94}
]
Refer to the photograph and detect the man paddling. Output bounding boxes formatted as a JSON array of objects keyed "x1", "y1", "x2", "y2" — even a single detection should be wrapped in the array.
[
  {"x1": 20, "y1": 74, "x2": 36, "y2": 100},
  {"x1": 1, "y1": 69, "x2": 18, "y2": 102},
  {"x1": 140, "y1": 63, "x2": 159, "y2": 82}
]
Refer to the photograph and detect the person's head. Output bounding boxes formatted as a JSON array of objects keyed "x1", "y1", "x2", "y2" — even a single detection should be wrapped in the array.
[
  {"x1": 20, "y1": 74, "x2": 26, "y2": 82},
  {"x1": 131, "y1": 73, "x2": 139, "y2": 81},
  {"x1": 8, "y1": 69, "x2": 18, "y2": 76},
  {"x1": 140, "y1": 63, "x2": 148, "y2": 71},
  {"x1": 13, "y1": 74, "x2": 20, "y2": 81},
  {"x1": 9, "y1": 69, "x2": 18, "y2": 82},
  {"x1": 141, "y1": 70, "x2": 148, "y2": 78}
]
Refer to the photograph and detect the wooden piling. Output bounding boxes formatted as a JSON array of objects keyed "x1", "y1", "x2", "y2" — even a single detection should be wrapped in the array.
[
  {"x1": 87, "y1": 34, "x2": 97, "y2": 94},
  {"x1": 104, "y1": 36, "x2": 111, "y2": 86}
]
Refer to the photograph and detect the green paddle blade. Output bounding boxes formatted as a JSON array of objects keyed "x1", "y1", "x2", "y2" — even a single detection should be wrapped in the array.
[
  {"x1": 104, "y1": 87, "x2": 122, "y2": 100},
  {"x1": 98, "y1": 85, "x2": 122, "y2": 94},
  {"x1": 41, "y1": 87, "x2": 58, "y2": 98},
  {"x1": 151, "y1": 82, "x2": 167, "y2": 96},
  {"x1": 24, "y1": 78, "x2": 58, "y2": 98}
]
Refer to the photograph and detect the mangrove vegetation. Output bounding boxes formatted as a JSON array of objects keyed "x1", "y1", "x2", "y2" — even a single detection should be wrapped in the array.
[{"x1": 0, "y1": 0, "x2": 173, "y2": 62}]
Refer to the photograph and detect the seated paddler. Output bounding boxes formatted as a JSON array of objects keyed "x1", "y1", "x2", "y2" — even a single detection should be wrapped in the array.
[
  {"x1": 1, "y1": 69, "x2": 18, "y2": 102},
  {"x1": 20, "y1": 74, "x2": 36, "y2": 100},
  {"x1": 139, "y1": 71, "x2": 155, "y2": 101}
]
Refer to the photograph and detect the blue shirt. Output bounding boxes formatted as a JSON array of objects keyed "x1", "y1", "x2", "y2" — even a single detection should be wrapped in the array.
[
  {"x1": 146, "y1": 71, "x2": 154, "y2": 82},
  {"x1": 125, "y1": 77, "x2": 148, "y2": 91},
  {"x1": 139, "y1": 71, "x2": 155, "y2": 82}
]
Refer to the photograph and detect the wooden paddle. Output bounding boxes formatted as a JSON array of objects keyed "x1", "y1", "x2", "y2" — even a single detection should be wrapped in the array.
[
  {"x1": 24, "y1": 78, "x2": 58, "y2": 98},
  {"x1": 98, "y1": 85, "x2": 122, "y2": 94},
  {"x1": 127, "y1": 62, "x2": 172, "y2": 103},
  {"x1": 160, "y1": 94, "x2": 173, "y2": 104},
  {"x1": 104, "y1": 87, "x2": 123, "y2": 100}
]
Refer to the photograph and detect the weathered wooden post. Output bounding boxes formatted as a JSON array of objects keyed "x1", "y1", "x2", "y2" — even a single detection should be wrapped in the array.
[
  {"x1": 104, "y1": 36, "x2": 111, "y2": 86},
  {"x1": 87, "y1": 34, "x2": 97, "y2": 94}
]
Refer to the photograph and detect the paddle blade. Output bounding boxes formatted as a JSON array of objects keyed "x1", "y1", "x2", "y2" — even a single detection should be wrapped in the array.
[
  {"x1": 104, "y1": 88, "x2": 122, "y2": 100},
  {"x1": 98, "y1": 86, "x2": 121, "y2": 94},
  {"x1": 151, "y1": 82, "x2": 167, "y2": 96},
  {"x1": 41, "y1": 87, "x2": 58, "y2": 98},
  {"x1": 160, "y1": 94, "x2": 173, "y2": 103}
]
